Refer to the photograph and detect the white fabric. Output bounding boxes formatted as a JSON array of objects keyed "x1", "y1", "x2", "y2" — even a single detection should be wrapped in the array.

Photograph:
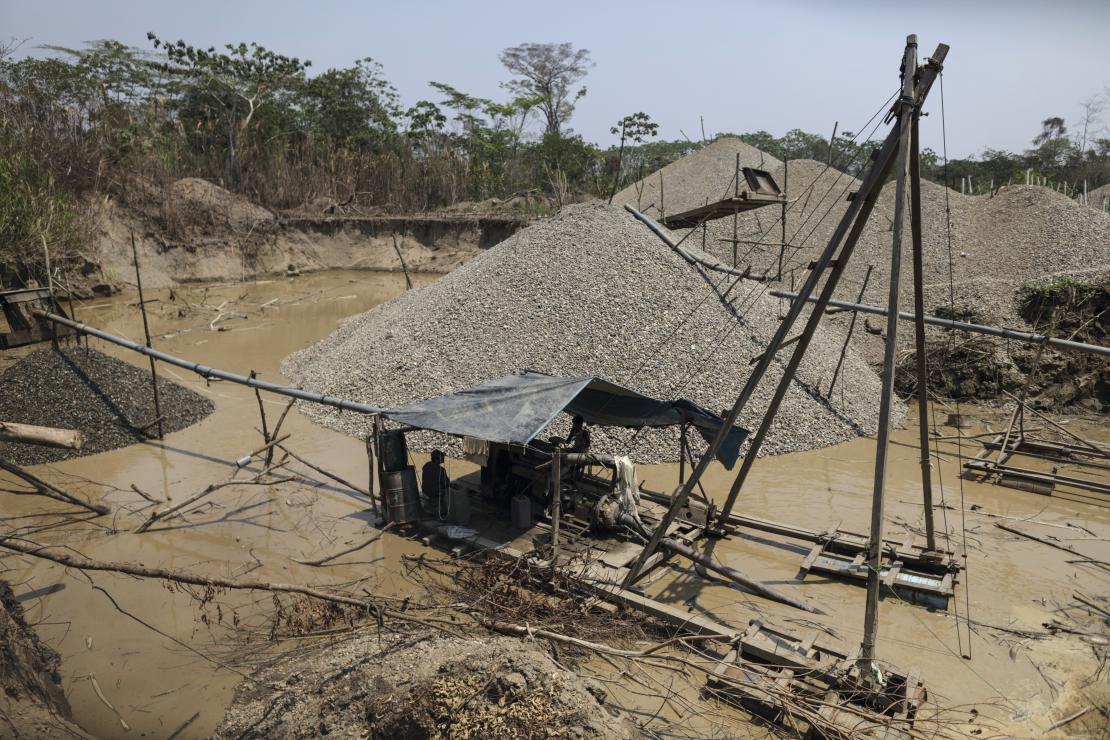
[{"x1": 612, "y1": 455, "x2": 645, "y2": 528}]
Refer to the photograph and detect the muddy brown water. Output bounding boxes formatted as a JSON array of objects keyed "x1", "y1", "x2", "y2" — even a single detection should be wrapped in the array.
[{"x1": 1, "y1": 270, "x2": 1107, "y2": 738}]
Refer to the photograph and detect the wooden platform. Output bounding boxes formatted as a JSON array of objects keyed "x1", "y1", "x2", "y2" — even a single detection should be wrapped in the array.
[{"x1": 661, "y1": 194, "x2": 785, "y2": 228}]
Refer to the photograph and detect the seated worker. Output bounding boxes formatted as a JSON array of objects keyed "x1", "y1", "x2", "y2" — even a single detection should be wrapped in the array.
[
  {"x1": 565, "y1": 415, "x2": 592, "y2": 454},
  {"x1": 421, "y1": 450, "x2": 450, "y2": 516}
]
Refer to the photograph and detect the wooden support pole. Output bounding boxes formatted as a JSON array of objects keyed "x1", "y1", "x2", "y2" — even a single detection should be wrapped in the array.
[
  {"x1": 827, "y1": 121, "x2": 839, "y2": 165},
  {"x1": 131, "y1": 233, "x2": 163, "y2": 440},
  {"x1": 0, "y1": 422, "x2": 83, "y2": 450},
  {"x1": 732, "y1": 153, "x2": 740, "y2": 268},
  {"x1": 908, "y1": 107, "x2": 936, "y2": 552},
  {"x1": 861, "y1": 34, "x2": 917, "y2": 670},
  {"x1": 679, "y1": 422, "x2": 687, "y2": 485},
  {"x1": 366, "y1": 437, "x2": 378, "y2": 516},
  {"x1": 41, "y1": 236, "x2": 58, "y2": 347},
  {"x1": 550, "y1": 452, "x2": 562, "y2": 571},
  {"x1": 779, "y1": 159, "x2": 788, "y2": 280}
]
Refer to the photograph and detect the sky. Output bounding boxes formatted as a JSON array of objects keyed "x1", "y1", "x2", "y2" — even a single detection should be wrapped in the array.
[{"x1": 3, "y1": 0, "x2": 1109, "y2": 159}]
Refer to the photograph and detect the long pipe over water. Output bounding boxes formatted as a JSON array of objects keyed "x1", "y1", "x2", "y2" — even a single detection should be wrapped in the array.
[{"x1": 33, "y1": 310, "x2": 384, "y2": 415}]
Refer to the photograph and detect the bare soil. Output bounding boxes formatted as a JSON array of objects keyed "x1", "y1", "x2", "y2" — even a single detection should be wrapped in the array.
[
  {"x1": 0, "y1": 581, "x2": 87, "y2": 739},
  {"x1": 216, "y1": 628, "x2": 637, "y2": 739}
]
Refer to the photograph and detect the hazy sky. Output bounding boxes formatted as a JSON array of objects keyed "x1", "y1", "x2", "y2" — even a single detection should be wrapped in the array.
[{"x1": 3, "y1": 0, "x2": 1108, "y2": 158}]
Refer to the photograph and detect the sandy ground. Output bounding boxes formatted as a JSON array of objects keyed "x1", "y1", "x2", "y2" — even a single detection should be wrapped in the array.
[{"x1": 0, "y1": 271, "x2": 1106, "y2": 738}]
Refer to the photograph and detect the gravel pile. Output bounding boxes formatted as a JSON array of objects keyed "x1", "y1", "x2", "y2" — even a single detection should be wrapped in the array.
[
  {"x1": 618, "y1": 152, "x2": 1110, "y2": 364},
  {"x1": 618, "y1": 137, "x2": 782, "y2": 219},
  {"x1": 284, "y1": 203, "x2": 897, "y2": 462},
  {"x1": 0, "y1": 347, "x2": 214, "y2": 465}
]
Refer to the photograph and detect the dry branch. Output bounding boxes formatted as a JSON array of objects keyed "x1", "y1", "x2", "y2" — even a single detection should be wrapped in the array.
[
  {"x1": 0, "y1": 459, "x2": 109, "y2": 515},
  {"x1": 277, "y1": 444, "x2": 371, "y2": 498},
  {"x1": 135, "y1": 463, "x2": 289, "y2": 533},
  {"x1": 293, "y1": 524, "x2": 393, "y2": 566}
]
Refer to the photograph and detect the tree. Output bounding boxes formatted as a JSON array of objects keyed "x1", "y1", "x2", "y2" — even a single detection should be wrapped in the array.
[
  {"x1": 608, "y1": 112, "x2": 658, "y2": 203},
  {"x1": 498, "y1": 43, "x2": 591, "y2": 138},
  {"x1": 147, "y1": 33, "x2": 311, "y2": 189}
]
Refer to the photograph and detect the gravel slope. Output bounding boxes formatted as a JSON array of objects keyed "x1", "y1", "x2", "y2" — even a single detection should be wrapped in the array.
[
  {"x1": 0, "y1": 347, "x2": 215, "y2": 465},
  {"x1": 618, "y1": 151, "x2": 1110, "y2": 365},
  {"x1": 284, "y1": 203, "x2": 898, "y2": 462}
]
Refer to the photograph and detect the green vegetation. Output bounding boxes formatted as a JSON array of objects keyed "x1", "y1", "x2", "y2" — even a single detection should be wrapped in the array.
[{"x1": 2, "y1": 35, "x2": 1108, "y2": 257}]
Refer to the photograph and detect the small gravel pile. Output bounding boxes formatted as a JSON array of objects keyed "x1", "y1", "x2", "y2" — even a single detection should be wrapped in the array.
[
  {"x1": 285, "y1": 203, "x2": 896, "y2": 462},
  {"x1": 0, "y1": 347, "x2": 214, "y2": 465}
]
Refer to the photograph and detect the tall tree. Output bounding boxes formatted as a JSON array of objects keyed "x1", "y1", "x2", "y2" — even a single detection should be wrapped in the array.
[
  {"x1": 498, "y1": 43, "x2": 591, "y2": 138},
  {"x1": 608, "y1": 112, "x2": 658, "y2": 203}
]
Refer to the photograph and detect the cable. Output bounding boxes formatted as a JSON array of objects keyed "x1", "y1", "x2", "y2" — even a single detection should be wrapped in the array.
[{"x1": 940, "y1": 71, "x2": 975, "y2": 658}]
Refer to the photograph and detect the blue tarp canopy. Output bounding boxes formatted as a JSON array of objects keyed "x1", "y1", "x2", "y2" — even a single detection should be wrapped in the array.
[{"x1": 382, "y1": 370, "x2": 749, "y2": 469}]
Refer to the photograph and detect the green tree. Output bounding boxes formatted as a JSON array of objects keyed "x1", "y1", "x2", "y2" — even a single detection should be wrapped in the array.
[
  {"x1": 498, "y1": 43, "x2": 591, "y2": 139},
  {"x1": 608, "y1": 112, "x2": 658, "y2": 203}
]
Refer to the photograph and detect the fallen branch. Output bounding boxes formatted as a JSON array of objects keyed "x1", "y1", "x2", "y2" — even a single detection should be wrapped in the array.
[
  {"x1": 995, "y1": 523, "x2": 1110, "y2": 569},
  {"x1": 277, "y1": 444, "x2": 371, "y2": 498},
  {"x1": 294, "y1": 524, "x2": 393, "y2": 566},
  {"x1": 135, "y1": 463, "x2": 289, "y2": 533},
  {"x1": 0, "y1": 459, "x2": 110, "y2": 515},
  {"x1": 130, "y1": 484, "x2": 162, "y2": 504},
  {"x1": 1048, "y1": 705, "x2": 1093, "y2": 731},
  {"x1": 0, "y1": 537, "x2": 464, "y2": 638}
]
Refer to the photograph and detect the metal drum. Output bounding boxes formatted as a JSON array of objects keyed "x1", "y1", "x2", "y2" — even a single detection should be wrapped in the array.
[
  {"x1": 382, "y1": 466, "x2": 421, "y2": 524},
  {"x1": 380, "y1": 430, "x2": 409, "y2": 472}
]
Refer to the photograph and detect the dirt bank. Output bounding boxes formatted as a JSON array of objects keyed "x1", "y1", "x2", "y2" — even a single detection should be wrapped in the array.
[
  {"x1": 0, "y1": 580, "x2": 87, "y2": 738},
  {"x1": 70, "y1": 179, "x2": 528, "y2": 294},
  {"x1": 216, "y1": 628, "x2": 637, "y2": 739}
]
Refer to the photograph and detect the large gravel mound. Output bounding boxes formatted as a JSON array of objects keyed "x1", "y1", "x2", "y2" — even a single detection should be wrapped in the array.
[
  {"x1": 617, "y1": 150, "x2": 1110, "y2": 363},
  {"x1": 284, "y1": 203, "x2": 896, "y2": 462},
  {"x1": 0, "y1": 347, "x2": 215, "y2": 465}
]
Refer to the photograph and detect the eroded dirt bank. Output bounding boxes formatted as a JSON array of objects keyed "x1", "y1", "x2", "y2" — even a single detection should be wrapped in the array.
[
  {"x1": 0, "y1": 580, "x2": 87, "y2": 738},
  {"x1": 55, "y1": 178, "x2": 529, "y2": 294}
]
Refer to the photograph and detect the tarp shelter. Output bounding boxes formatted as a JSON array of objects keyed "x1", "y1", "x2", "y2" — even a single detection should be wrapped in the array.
[{"x1": 381, "y1": 371, "x2": 749, "y2": 469}]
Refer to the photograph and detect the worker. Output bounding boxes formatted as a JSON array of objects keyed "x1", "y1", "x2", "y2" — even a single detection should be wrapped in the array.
[
  {"x1": 421, "y1": 449, "x2": 450, "y2": 516},
  {"x1": 565, "y1": 415, "x2": 592, "y2": 454}
]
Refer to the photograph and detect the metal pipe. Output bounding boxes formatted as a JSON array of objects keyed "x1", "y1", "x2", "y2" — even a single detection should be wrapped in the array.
[
  {"x1": 33, "y1": 311, "x2": 384, "y2": 415},
  {"x1": 767, "y1": 292, "x2": 1110, "y2": 358},
  {"x1": 625, "y1": 205, "x2": 751, "y2": 278}
]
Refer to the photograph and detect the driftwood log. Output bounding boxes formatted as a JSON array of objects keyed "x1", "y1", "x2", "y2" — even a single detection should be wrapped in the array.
[{"x1": 0, "y1": 421, "x2": 83, "y2": 450}]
